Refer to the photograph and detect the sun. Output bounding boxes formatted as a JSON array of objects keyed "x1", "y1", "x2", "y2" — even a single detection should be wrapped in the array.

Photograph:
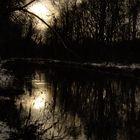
[
  {"x1": 26, "y1": 0, "x2": 58, "y2": 37},
  {"x1": 28, "y1": 2, "x2": 49, "y2": 20}
]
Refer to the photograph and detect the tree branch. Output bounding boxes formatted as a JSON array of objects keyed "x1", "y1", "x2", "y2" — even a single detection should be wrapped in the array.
[
  {"x1": 9, "y1": 0, "x2": 81, "y2": 60},
  {"x1": 21, "y1": 9, "x2": 82, "y2": 60},
  {"x1": 10, "y1": 0, "x2": 36, "y2": 12}
]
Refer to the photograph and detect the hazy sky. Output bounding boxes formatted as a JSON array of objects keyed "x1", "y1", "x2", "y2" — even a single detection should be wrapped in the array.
[
  {"x1": 27, "y1": 0, "x2": 58, "y2": 30},
  {"x1": 20, "y1": 0, "x2": 82, "y2": 43}
]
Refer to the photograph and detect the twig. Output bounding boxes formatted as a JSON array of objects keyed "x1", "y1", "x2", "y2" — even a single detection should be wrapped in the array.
[
  {"x1": 10, "y1": 0, "x2": 36, "y2": 12},
  {"x1": 21, "y1": 9, "x2": 82, "y2": 60},
  {"x1": 9, "y1": 0, "x2": 82, "y2": 60},
  {"x1": 39, "y1": 121, "x2": 58, "y2": 135}
]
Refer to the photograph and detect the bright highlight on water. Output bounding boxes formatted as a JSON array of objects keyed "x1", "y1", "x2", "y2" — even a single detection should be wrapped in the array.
[{"x1": 33, "y1": 95, "x2": 46, "y2": 109}]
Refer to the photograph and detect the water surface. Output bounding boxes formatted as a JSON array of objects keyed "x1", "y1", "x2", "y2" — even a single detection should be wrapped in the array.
[{"x1": 0, "y1": 60, "x2": 140, "y2": 140}]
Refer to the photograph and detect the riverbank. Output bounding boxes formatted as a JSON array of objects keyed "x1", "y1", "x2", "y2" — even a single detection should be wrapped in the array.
[{"x1": 1, "y1": 58, "x2": 140, "y2": 79}]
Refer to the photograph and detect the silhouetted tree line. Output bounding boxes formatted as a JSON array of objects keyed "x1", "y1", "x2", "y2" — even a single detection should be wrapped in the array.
[
  {"x1": 48, "y1": 0, "x2": 140, "y2": 62},
  {"x1": 51, "y1": 0, "x2": 140, "y2": 43},
  {"x1": 1, "y1": 0, "x2": 140, "y2": 62},
  {"x1": 0, "y1": 0, "x2": 39, "y2": 58}
]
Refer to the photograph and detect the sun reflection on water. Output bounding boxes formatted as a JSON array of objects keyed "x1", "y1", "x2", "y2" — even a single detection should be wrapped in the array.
[
  {"x1": 14, "y1": 70, "x2": 85, "y2": 139},
  {"x1": 33, "y1": 94, "x2": 46, "y2": 110},
  {"x1": 16, "y1": 71, "x2": 52, "y2": 120}
]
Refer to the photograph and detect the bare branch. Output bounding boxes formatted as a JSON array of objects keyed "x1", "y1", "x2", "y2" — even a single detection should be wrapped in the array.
[
  {"x1": 21, "y1": 9, "x2": 82, "y2": 60},
  {"x1": 8, "y1": 0, "x2": 81, "y2": 60},
  {"x1": 10, "y1": 0, "x2": 36, "y2": 12}
]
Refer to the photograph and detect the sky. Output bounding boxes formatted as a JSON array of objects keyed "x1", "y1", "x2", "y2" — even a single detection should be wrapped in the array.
[
  {"x1": 12, "y1": 0, "x2": 82, "y2": 43},
  {"x1": 13, "y1": 0, "x2": 60, "y2": 43},
  {"x1": 27, "y1": 0, "x2": 58, "y2": 30}
]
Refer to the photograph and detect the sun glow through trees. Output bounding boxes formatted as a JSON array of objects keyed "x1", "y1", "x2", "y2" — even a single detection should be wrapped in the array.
[
  {"x1": 28, "y1": 2, "x2": 49, "y2": 20},
  {"x1": 28, "y1": 1, "x2": 52, "y2": 30}
]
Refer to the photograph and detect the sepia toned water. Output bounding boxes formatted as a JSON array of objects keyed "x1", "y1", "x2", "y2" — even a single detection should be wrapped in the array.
[{"x1": 0, "y1": 60, "x2": 140, "y2": 140}]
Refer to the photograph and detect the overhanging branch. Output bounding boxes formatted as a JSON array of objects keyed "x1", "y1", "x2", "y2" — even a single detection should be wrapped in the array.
[
  {"x1": 9, "y1": 0, "x2": 81, "y2": 60},
  {"x1": 10, "y1": 0, "x2": 36, "y2": 12},
  {"x1": 21, "y1": 9, "x2": 81, "y2": 60},
  {"x1": 22, "y1": 9, "x2": 68, "y2": 49}
]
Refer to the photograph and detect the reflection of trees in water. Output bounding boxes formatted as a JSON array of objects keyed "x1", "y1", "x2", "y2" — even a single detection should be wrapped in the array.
[
  {"x1": 7, "y1": 69, "x2": 83, "y2": 140},
  {"x1": 50, "y1": 76, "x2": 140, "y2": 140},
  {"x1": 1, "y1": 66, "x2": 140, "y2": 140},
  {"x1": 10, "y1": 99, "x2": 83, "y2": 140}
]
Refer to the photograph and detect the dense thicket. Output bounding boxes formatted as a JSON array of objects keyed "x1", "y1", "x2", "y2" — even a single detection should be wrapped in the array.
[
  {"x1": 0, "y1": 0, "x2": 37, "y2": 58},
  {"x1": 46, "y1": 0, "x2": 140, "y2": 62},
  {"x1": 1, "y1": 0, "x2": 140, "y2": 62},
  {"x1": 50, "y1": 0, "x2": 140, "y2": 44}
]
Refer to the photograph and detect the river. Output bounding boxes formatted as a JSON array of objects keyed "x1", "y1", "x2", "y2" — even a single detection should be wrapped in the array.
[{"x1": 0, "y1": 59, "x2": 140, "y2": 140}]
